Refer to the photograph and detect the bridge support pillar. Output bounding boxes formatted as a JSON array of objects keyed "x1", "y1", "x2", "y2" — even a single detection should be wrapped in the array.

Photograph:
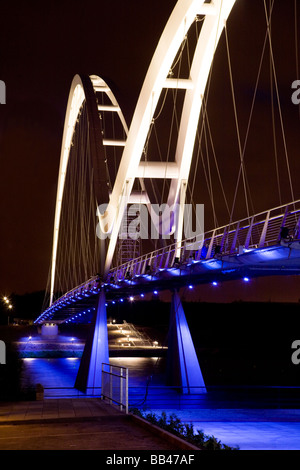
[
  {"x1": 75, "y1": 288, "x2": 109, "y2": 394},
  {"x1": 167, "y1": 290, "x2": 206, "y2": 394}
]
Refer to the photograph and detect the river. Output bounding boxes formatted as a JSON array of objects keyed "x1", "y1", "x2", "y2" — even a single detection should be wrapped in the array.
[{"x1": 19, "y1": 356, "x2": 300, "y2": 450}]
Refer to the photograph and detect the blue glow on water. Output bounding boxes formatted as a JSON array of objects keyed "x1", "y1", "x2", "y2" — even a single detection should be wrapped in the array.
[
  {"x1": 21, "y1": 358, "x2": 80, "y2": 390},
  {"x1": 21, "y1": 356, "x2": 165, "y2": 395}
]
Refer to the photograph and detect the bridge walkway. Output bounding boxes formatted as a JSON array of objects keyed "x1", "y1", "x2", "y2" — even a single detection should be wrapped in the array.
[{"x1": 0, "y1": 398, "x2": 199, "y2": 450}]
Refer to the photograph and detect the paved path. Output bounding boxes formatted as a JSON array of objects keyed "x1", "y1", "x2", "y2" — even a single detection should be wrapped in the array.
[{"x1": 0, "y1": 398, "x2": 199, "y2": 451}]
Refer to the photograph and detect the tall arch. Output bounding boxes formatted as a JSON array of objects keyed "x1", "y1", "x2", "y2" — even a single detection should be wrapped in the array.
[
  {"x1": 98, "y1": 0, "x2": 237, "y2": 273},
  {"x1": 50, "y1": 1, "x2": 238, "y2": 304}
]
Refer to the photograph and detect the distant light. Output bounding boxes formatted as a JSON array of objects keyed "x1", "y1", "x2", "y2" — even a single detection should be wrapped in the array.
[
  {"x1": 120, "y1": 298, "x2": 124, "y2": 302},
  {"x1": 129, "y1": 296, "x2": 134, "y2": 301},
  {"x1": 243, "y1": 277, "x2": 250, "y2": 282},
  {"x1": 140, "y1": 293, "x2": 144, "y2": 298},
  {"x1": 188, "y1": 285, "x2": 193, "y2": 289},
  {"x1": 112, "y1": 301, "x2": 115, "y2": 304},
  {"x1": 212, "y1": 281, "x2": 218, "y2": 286},
  {"x1": 153, "y1": 290, "x2": 158, "y2": 295}
]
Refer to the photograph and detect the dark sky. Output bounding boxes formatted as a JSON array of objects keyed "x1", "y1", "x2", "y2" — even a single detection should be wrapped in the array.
[{"x1": 0, "y1": 0, "x2": 299, "y2": 302}]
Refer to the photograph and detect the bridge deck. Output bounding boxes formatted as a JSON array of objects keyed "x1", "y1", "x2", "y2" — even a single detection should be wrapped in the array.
[
  {"x1": 36, "y1": 200, "x2": 300, "y2": 324},
  {"x1": 37, "y1": 240, "x2": 300, "y2": 324}
]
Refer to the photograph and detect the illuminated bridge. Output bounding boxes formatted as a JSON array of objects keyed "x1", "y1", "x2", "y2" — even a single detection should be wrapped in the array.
[{"x1": 35, "y1": 0, "x2": 300, "y2": 394}]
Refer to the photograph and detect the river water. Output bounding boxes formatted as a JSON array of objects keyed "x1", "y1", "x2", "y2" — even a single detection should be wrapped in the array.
[
  {"x1": 21, "y1": 356, "x2": 166, "y2": 397},
  {"x1": 20, "y1": 356, "x2": 300, "y2": 450}
]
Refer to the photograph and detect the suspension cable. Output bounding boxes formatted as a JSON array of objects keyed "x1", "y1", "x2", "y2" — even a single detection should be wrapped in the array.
[
  {"x1": 263, "y1": 0, "x2": 295, "y2": 203},
  {"x1": 295, "y1": 0, "x2": 300, "y2": 120},
  {"x1": 224, "y1": 21, "x2": 250, "y2": 221},
  {"x1": 268, "y1": 1, "x2": 281, "y2": 204}
]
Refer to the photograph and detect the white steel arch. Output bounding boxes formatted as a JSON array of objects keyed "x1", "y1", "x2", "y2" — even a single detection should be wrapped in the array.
[
  {"x1": 50, "y1": 0, "x2": 238, "y2": 304},
  {"x1": 49, "y1": 74, "x2": 128, "y2": 305},
  {"x1": 99, "y1": 0, "x2": 237, "y2": 274}
]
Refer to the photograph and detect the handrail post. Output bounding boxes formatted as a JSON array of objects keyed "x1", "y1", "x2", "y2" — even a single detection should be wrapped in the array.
[
  {"x1": 230, "y1": 221, "x2": 240, "y2": 253},
  {"x1": 125, "y1": 368, "x2": 129, "y2": 414},
  {"x1": 259, "y1": 211, "x2": 270, "y2": 248},
  {"x1": 220, "y1": 227, "x2": 228, "y2": 253},
  {"x1": 101, "y1": 363, "x2": 104, "y2": 400},
  {"x1": 277, "y1": 205, "x2": 289, "y2": 242},
  {"x1": 120, "y1": 367, "x2": 123, "y2": 412},
  {"x1": 164, "y1": 245, "x2": 171, "y2": 269},
  {"x1": 244, "y1": 216, "x2": 254, "y2": 249},
  {"x1": 295, "y1": 215, "x2": 300, "y2": 240},
  {"x1": 109, "y1": 364, "x2": 112, "y2": 405},
  {"x1": 206, "y1": 230, "x2": 215, "y2": 259}
]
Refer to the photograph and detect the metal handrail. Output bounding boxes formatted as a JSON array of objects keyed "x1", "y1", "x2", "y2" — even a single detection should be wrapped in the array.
[
  {"x1": 101, "y1": 362, "x2": 129, "y2": 413},
  {"x1": 108, "y1": 199, "x2": 300, "y2": 281}
]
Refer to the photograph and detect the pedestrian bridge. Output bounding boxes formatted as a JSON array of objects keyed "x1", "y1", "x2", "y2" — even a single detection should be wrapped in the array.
[
  {"x1": 34, "y1": 0, "x2": 300, "y2": 395},
  {"x1": 36, "y1": 199, "x2": 300, "y2": 324}
]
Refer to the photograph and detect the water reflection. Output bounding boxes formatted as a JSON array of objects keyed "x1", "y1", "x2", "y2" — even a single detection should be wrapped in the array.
[
  {"x1": 22, "y1": 358, "x2": 81, "y2": 391},
  {"x1": 21, "y1": 356, "x2": 165, "y2": 395}
]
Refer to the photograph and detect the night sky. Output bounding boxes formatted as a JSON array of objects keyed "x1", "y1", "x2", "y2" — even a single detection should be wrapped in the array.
[{"x1": 0, "y1": 0, "x2": 300, "y2": 303}]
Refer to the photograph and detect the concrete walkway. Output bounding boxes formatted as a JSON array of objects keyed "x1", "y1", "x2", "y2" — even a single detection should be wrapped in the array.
[{"x1": 0, "y1": 398, "x2": 199, "y2": 451}]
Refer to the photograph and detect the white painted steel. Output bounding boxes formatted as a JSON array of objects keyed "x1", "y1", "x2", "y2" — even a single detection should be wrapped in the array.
[
  {"x1": 50, "y1": 74, "x2": 128, "y2": 306},
  {"x1": 99, "y1": 0, "x2": 237, "y2": 273},
  {"x1": 51, "y1": 1, "x2": 238, "y2": 303}
]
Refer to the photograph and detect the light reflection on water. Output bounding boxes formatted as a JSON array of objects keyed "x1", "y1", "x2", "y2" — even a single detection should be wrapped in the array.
[
  {"x1": 21, "y1": 358, "x2": 81, "y2": 390},
  {"x1": 21, "y1": 356, "x2": 166, "y2": 392}
]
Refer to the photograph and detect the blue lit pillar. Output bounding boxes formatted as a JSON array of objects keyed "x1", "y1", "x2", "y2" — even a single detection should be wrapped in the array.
[
  {"x1": 167, "y1": 290, "x2": 206, "y2": 394},
  {"x1": 75, "y1": 288, "x2": 109, "y2": 394}
]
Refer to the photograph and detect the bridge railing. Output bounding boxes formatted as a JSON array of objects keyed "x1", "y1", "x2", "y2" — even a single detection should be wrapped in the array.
[
  {"x1": 41, "y1": 200, "x2": 300, "y2": 317},
  {"x1": 108, "y1": 200, "x2": 300, "y2": 281}
]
